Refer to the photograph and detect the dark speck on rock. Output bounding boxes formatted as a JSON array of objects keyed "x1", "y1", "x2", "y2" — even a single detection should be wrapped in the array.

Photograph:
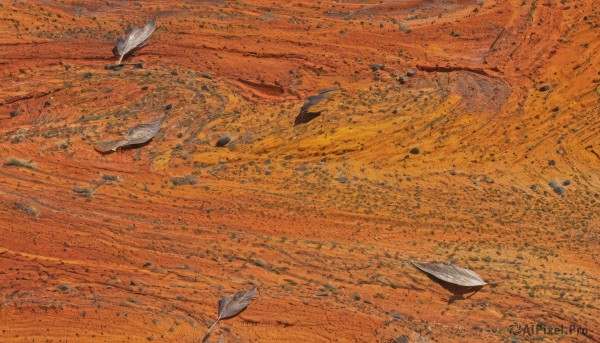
[
  {"x1": 548, "y1": 160, "x2": 556, "y2": 166},
  {"x1": 337, "y1": 177, "x2": 348, "y2": 183},
  {"x1": 141, "y1": 86, "x2": 148, "y2": 91},
  {"x1": 57, "y1": 284, "x2": 70, "y2": 291},
  {"x1": 10, "y1": 109, "x2": 19, "y2": 117},
  {"x1": 202, "y1": 72, "x2": 212, "y2": 79},
  {"x1": 562, "y1": 179, "x2": 571, "y2": 186},
  {"x1": 165, "y1": 104, "x2": 173, "y2": 110},
  {"x1": 171, "y1": 70, "x2": 178, "y2": 76},
  {"x1": 409, "y1": 147, "x2": 420, "y2": 154},
  {"x1": 171, "y1": 176, "x2": 198, "y2": 186},
  {"x1": 539, "y1": 84, "x2": 550, "y2": 92},
  {"x1": 406, "y1": 70, "x2": 416, "y2": 77},
  {"x1": 105, "y1": 64, "x2": 123, "y2": 71},
  {"x1": 371, "y1": 64, "x2": 385, "y2": 71},
  {"x1": 392, "y1": 109, "x2": 398, "y2": 114},
  {"x1": 83, "y1": 72, "x2": 93, "y2": 78}
]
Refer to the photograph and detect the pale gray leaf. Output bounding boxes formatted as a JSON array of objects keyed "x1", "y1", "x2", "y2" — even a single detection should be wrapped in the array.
[
  {"x1": 124, "y1": 114, "x2": 167, "y2": 145},
  {"x1": 94, "y1": 114, "x2": 166, "y2": 153},
  {"x1": 203, "y1": 286, "x2": 257, "y2": 341},
  {"x1": 411, "y1": 261, "x2": 487, "y2": 295},
  {"x1": 113, "y1": 17, "x2": 157, "y2": 64},
  {"x1": 217, "y1": 286, "x2": 257, "y2": 320}
]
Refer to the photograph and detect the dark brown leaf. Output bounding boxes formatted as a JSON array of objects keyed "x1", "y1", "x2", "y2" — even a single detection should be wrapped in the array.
[
  {"x1": 113, "y1": 17, "x2": 157, "y2": 64},
  {"x1": 411, "y1": 260, "x2": 487, "y2": 295}
]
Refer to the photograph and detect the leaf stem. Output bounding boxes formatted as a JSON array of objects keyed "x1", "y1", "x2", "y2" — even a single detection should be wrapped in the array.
[{"x1": 202, "y1": 318, "x2": 220, "y2": 342}]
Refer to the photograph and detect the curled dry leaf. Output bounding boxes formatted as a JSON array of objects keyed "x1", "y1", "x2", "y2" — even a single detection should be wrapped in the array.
[
  {"x1": 113, "y1": 17, "x2": 157, "y2": 64},
  {"x1": 300, "y1": 87, "x2": 340, "y2": 114},
  {"x1": 295, "y1": 87, "x2": 340, "y2": 125},
  {"x1": 411, "y1": 260, "x2": 487, "y2": 296},
  {"x1": 94, "y1": 114, "x2": 167, "y2": 153},
  {"x1": 203, "y1": 286, "x2": 257, "y2": 341}
]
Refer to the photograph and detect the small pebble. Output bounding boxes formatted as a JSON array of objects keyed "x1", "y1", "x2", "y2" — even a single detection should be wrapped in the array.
[{"x1": 216, "y1": 136, "x2": 231, "y2": 147}]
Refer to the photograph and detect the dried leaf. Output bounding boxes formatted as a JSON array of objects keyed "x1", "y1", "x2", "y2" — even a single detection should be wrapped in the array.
[
  {"x1": 299, "y1": 87, "x2": 339, "y2": 114},
  {"x1": 295, "y1": 88, "x2": 339, "y2": 125},
  {"x1": 113, "y1": 17, "x2": 157, "y2": 64},
  {"x1": 411, "y1": 261, "x2": 487, "y2": 296},
  {"x1": 217, "y1": 286, "x2": 256, "y2": 320},
  {"x1": 203, "y1": 287, "x2": 256, "y2": 341},
  {"x1": 124, "y1": 114, "x2": 167, "y2": 145},
  {"x1": 94, "y1": 114, "x2": 167, "y2": 153}
]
